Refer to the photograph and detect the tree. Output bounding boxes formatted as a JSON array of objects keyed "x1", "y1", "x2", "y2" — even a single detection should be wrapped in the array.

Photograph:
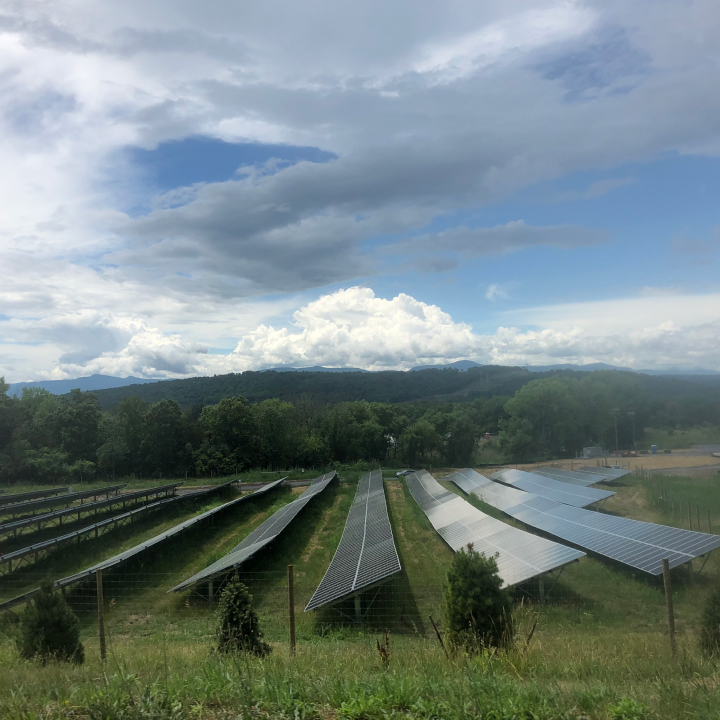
[
  {"x1": 216, "y1": 576, "x2": 271, "y2": 656},
  {"x1": 97, "y1": 414, "x2": 129, "y2": 479},
  {"x1": 17, "y1": 583, "x2": 84, "y2": 664},
  {"x1": 143, "y1": 399, "x2": 191, "y2": 477},
  {"x1": 442, "y1": 544, "x2": 514, "y2": 652},
  {"x1": 700, "y1": 583, "x2": 720, "y2": 657},
  {"x1": 56, "y1": 389, "x2": 103, "y2": 464},
  {"x1": 499, "y1": 377, "x2": 582, "y2": 460}
]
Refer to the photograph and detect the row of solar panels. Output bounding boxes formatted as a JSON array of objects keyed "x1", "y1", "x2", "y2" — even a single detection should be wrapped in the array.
[
  {"x1": 0, "y1": 484, "x2": 127, "y2": 519},
  {"x1": 0, "y1": 486, "x2": 71, "y2": 508},
  {"x1": 446, "y1": 468, "x2": 720, "y2": 575},
  {"x1": 0, "y1": 483, "x2": 182, "y2": 538},
  {"x1": 0, "y1": 479, "x2": 256, "y2": 611},
  {"x1": 406, "y1": 470, "x2": 585, "y2": 586}
]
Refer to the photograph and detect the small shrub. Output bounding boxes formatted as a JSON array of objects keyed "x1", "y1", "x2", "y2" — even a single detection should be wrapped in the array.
[
  {"x1": 216, "y1": 576, "x2": 271, "y2": 656},
  {"x1": 609, "y1": 697, "x2": 652, "y2": 719},
  {"x1": 16, "y1": 583, "x2": 84, "y2": 664},
  {"x1": 442, "y1": 544, "x2": 513, "y2": 652},
  {"x1": 700, "y1": 582, "x2": 720, "y2": 657}
]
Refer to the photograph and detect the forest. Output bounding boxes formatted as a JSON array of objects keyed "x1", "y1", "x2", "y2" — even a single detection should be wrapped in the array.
[{"x1": 1, "y1": 368, "x2": 719, "y2": 484}]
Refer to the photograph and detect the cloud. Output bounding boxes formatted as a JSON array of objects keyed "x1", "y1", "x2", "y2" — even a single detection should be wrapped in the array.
[
  {"x1": 7, "y1": 287, "x2": 718, "y2": 382},
  {"x1": 393, "y1": 220, "x2": 605, "y2": 259},
  {"x1": 583, "y1": 177, "x2": 636, "y2": 198},
  {"x1": 670, "y1": 228, "x2": 720, "y2": 255},
  {"x1": 485, "y1": 284, "x2": 509, "y2": 302}
]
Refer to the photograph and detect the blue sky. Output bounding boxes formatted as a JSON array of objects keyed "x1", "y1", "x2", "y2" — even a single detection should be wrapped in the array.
[{"x1": 1, "y1": 0, "x2": 719, "y2": 381}]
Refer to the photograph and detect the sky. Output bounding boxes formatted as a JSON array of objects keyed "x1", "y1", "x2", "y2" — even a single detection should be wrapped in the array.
[{"x1": 1, "y1": 0, "x2": 720, "y2": 382}]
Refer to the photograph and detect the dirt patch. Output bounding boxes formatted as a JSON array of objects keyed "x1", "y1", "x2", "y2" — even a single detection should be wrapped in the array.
[{"x1": 302, "y1": 493, "x2": 343, "y2": 561}]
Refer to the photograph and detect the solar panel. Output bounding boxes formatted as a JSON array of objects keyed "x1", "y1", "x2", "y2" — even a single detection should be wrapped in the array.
[
  {"x1": 0, "y1": 483, "x2": 181, "y2": 539},
  {"x1": 406, "y1": 470, "x2": 584, "y2": 587},
  {"x1": 532, "y1": 468, "x2": 604, "y2": 487},
  {"x1": 449, "y1": 468, "x2": 720, "y2": 575},
  {"x1": 0, "y1": 484, "x2": 127, "y2": 518},
  {"x1": 305, "y1": 470, "x2": 401, "y2": 611},
  {"x1": 579, "y1": 466, "x2": 631, "y2": 480},
  {"x1": 170, "y1": 472, "x2": 336, "y2": 592},
  {"x1": 0, "y1": 479, "x2": 285, "y2": 612},
  {"x1": 0, "y1": 487, "x2": 72, "y2": 508},
  {"x1": 493, "y1": 468, "x2": 615, "y2": 507}
]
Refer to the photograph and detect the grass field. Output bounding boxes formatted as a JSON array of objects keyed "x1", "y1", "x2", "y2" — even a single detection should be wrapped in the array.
[{"x1": 1, "y1": 467, "x2": 720, "y2": 719}]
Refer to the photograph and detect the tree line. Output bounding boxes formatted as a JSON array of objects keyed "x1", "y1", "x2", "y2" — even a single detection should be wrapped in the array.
[{"x1": 1, "y1": 369, "x2": 718, "y2": 484}]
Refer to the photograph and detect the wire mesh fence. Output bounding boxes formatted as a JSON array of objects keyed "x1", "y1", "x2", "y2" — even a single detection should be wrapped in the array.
[{"x1": 0, "y1": 561, "x2": 707, "y2": 659}]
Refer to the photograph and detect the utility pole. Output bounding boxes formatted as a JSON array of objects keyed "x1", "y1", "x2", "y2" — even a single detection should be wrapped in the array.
[{"x1": 611, "y1": 408, "x2": 620, "y2": 453}]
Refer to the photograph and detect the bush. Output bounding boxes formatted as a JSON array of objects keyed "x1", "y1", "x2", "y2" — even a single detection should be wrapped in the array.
[
  {"x1": 700, "y1": 583, "x2": 720, "y2": 657},
  {"x1": 217, "y1": 576, "x2": 271, "y2": 656},
  {"x1": 442, "y1": 544, "x2": 513, "y2": 652},
  {"x1": 16, "y1": 583, "x2": 84, "y2": 664}
]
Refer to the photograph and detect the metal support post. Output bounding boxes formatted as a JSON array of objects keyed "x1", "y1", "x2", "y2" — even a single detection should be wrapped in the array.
[
  {"x1": 288, "y1": 564, "x2": 296, "y2": 656},
  {"x1": 538, "y1": 577, "x2": 545, "y2": 603},
  {"x1": 355, "y1": 594, "x2": 362, "y2": 622},
  {"x1": 661, "y1": 559, "x2": 676, "y2": 657},
  {"x1": 208, "y1": 580, "x2": 214, "y2": 600},
  {"x1": 96, "y1": 569, "x2": 106, "y2": 662}
]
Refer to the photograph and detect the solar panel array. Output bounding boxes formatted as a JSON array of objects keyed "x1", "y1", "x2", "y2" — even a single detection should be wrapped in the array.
[
  {"x1": 305, "y1": 470, "x2": 401, "y2": 611},
  {"x1": 0, "y1": 487, "x2": 71, "y2": 508},
  {"x1": 534, "y1": 467, "x2": 619, "y2": 486},
  {"x1": 493, "y1": 468, "x2": 615, "y2": 507},
  {"x1": 580, "y1": 466, "x2": 631, "y2": 480},
  {"x1": 0, "y1": 484, "x2": 126, "y2": 518},
  {"x1": 406, "y1": 470, "x2": 584, "y2": 587},
  {"x1": 171, "y1": 472, "x2": 337, "y2": 592},
  {"x1": 0, "y1": 479, "x2": 284, "y2": 612},
  {"x1": 449, "y1": 468, "x2": 720, "y2": 575},
  {"x1": 0, "y1": 483, "x2": 181, "y2": 539}
]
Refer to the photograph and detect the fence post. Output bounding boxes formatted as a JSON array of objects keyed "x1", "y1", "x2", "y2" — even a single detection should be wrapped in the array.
[
  {"x1": 688, "y1": 503, "x2": 693, "y2": 531},
  {"x1": 661, "y1": 558, "x2": 676, "y2": 658},
  {"x1": 96, "y1": 569, "x2": 106, "y2": 662},
  {"x1": 709, "y1": 510, "x2": 713, "y2": 534},
  {"x1": 288, "y1": 564, "x2": 296, "y2": 656}
]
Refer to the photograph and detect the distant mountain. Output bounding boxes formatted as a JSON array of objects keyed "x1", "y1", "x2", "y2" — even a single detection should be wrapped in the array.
[
  {"x1": 411, "y1": 360, "x2": 482, "y2": 371},
  {"x1": 264, "y1": 365, "x2": 368, "y2": 373},
  {"x1": 527, "y1": 363, "x2": 720, "y2": 376},
  {"x1": 6, "y1": 374, "x2": 159, "y2": 397}
]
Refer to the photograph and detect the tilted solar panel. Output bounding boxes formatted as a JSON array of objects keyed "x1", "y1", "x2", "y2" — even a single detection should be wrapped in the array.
[
  {"x1": 0, "y1": 479, "x2": 284, "y2": 612},
  {"x1": 0, "y1": 487, "x2": 71, "y2": 508},
  {"x1": 533, "y1": 467, "x2": 616, "y2": 486},
  {"x1": 449, "y1": 468, "x2": 720, "y2": 575},
  {"x1": 0, "y1": 482, "x2": 181, "y2": 538},
  {"x1": 579, "y1": 466, "x2": 631, "y2": 480},
  {"x1": 406, "y1": 470, "x2": 584, "y2": 587},
  {"x1": 170, "y1": 472, "x2": 336, "y2": 592},
  {"x1": 305, "y1": 470, "x2": 401, "y2": 611},
  {"x1": 493, "y1": 468, "x2": 615, "y2": 507},
  {"x1": 0, "y1": 484, "x2": 126, "y2": 518}
]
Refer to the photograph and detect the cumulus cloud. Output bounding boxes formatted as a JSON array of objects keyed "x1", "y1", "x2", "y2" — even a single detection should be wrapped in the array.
[
  {"x1": 1, "y1": 1, "x2": 720, "y2": 379},
  {"x1": 11, "y1": 287, "x2": 719, "y2": 381}
]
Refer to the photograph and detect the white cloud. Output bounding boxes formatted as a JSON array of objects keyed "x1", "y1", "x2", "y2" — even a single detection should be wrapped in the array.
[
  {"x1": 485, "y1": 284, "x2": 509, "y2": 302},
  {"x1": 6, "y1": 287, "x2": 720, "y2": 382}
]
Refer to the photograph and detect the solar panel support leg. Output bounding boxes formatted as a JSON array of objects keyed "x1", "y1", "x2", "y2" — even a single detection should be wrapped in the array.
[
  {"x1": 355, "y1": 594, "x2": 362, "y2": 622},
  {"x1": 208, "y1": 580, "x2": 214, "y2": 600},
  {"x1": 661, "y1": 558, "x2": 676, "y2": 657},
  {"x1": 96, "y1": 569, "x2": 106, "y2": 662},
  {"x1": 288, "y1": 564, "x2": 296, "y2": 656}
]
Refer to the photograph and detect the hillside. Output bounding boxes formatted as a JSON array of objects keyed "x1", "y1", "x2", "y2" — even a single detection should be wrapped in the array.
[
  {"x1": 89, "y1": 364, "x2": 720, "y2": 410},
  {"x1": 91, "y1": 364, "x2": 536, "y2": 408}
]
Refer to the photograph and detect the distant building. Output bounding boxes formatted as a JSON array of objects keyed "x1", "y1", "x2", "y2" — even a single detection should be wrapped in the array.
[{"x1": 582, "y1": 446, "x2": 605, "y2": 459}]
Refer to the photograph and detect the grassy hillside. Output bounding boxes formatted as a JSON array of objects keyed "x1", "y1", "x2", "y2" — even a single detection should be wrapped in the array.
[{"x1": 1, "y1": 470, "x2": 720, "y2": 718}]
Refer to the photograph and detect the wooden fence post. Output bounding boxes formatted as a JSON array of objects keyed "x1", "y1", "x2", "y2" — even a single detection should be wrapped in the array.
[
  {"x1": 288, "y1": 564, "x2": 296, "y2": 656},
  {"x1": 96, "y1": 569, "x2": 106, "y2": 662},
  {"x1": 662, "y1": 558, "x2": 676, "y2": 658}
]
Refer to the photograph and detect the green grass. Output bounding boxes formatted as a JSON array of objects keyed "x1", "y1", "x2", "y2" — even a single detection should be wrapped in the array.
[
  {"x1": 642, "y1": 426, "x2": 720, "y2": 451},
  {"x1": 3, "y1": 470, "x2": 720, "y2": 718}
]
